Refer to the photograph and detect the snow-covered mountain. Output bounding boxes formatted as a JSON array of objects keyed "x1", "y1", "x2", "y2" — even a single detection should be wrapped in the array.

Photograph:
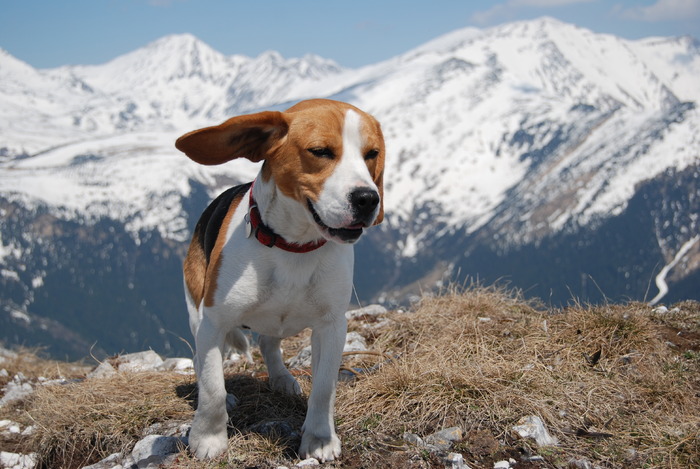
[{"x1": 1, "y1": 18, "x2": 698, "y2": 359}]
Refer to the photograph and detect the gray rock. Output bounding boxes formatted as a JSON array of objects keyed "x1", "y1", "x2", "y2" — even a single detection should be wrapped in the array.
[
  {"x1": 80, "y1": 452, "x2": 123, "y2": 469},
  {"x1": 131, "y1": 434, "x2": 184, "y2": 469},
  {"x1": 512, "y1": 415, "x2": 558, "y2": 446},
  {"x1": 226, "y1": 393, "x2": 238, "y2": 412},
  {"x1": 248, "y1": 420, "x2": 298, "y2": 439},
  {"x1": 143, "y1": 421, "x2": 190, "y2": 438},
  {"x1": 403, "y1": 432, "x2": 424, "y2": 446},
  {"x1": 424, "y1": 426, "x2": 463, "y2": 451}
]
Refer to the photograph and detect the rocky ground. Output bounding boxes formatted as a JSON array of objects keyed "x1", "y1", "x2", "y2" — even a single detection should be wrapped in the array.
[{"x1": 1, "y1": 288, "x2": 699, "y2": 469}]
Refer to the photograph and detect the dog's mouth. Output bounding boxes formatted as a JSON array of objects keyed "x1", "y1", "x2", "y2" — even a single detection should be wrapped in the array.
[{"x1": 307, "y1": 199, "x2": 364, "y2": 243}]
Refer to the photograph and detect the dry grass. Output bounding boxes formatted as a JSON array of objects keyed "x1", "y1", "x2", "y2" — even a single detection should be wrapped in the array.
[
  {"x1": 336, "y1": 287, "x2": 700, "y2": 467},
  {"x1": 0, "y1": 347, "x2": 90, "y2": 387},
  {"x1": 2, "y1": 286, "x2": 699, "y2": 468},
  {"x1": 2, "y1": 372, "x2": 194, "y2": 468}
]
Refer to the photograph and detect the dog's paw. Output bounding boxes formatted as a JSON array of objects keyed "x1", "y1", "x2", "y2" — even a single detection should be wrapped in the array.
[
  {"x1": 299, "y1": 432, "x2": 341, "y2": 462},
  {"x1": 269, "y1": 373, "x2": 302, "y2": 395},
  {"x1": 188, "y1": 430, "x2": 228, "y2": 460}
]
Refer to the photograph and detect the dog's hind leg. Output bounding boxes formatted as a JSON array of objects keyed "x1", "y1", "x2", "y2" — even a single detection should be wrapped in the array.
[
  {"x1": 259, "y1": 334, "x2": 302, "y2": 395},
  {"x1": 225, "y1": 327, "x2": 252, "y2": 362},
  {"x1": 189, "y1": 313, "x2": 229, "y2": 459}
]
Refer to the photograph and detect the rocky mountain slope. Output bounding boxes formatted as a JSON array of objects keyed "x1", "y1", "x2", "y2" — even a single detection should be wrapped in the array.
[{"x1": 1, "y1": 17, "x2": 698, "y2": 359}]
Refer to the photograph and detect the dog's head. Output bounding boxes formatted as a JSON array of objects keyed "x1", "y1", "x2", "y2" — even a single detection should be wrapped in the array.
[{"x1": 176, "y1": 99, "x2": 385, "y2": 244}]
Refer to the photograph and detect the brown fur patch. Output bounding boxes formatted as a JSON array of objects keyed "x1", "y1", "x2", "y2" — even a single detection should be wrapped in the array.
[
  {"x1": 268, "y1": 100, "x2": 386, "y2": 217},
  {"x1": 183, "y1": 231, "x2": 207, "y2": 307}
]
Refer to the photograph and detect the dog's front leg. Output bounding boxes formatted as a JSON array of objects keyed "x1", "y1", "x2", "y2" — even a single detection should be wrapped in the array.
[
  {"x1": 299, "y1": 314, "x2": 347, "y2": 462},
  {"x1": 189, "y1": 314, "x2": 229, "y2": 459}
]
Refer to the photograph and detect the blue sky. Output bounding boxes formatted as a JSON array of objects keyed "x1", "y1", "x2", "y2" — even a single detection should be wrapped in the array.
[{"x1": 2, "y1": 0, "x2": 699, "y2": 69}]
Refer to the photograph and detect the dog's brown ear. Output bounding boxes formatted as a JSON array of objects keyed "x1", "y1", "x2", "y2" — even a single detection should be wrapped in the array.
[{"x1": 175, "y1": 111, "x2": 288, "y2": 165}]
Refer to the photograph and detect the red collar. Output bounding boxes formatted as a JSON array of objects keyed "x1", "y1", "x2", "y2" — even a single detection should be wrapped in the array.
[{"x1": 247, "y1": 182, "x2": 327, "y2": 253}]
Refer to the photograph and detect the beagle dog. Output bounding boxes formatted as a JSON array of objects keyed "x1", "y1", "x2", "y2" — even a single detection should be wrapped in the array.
[{"x1": 175, "y1": 99, "x2": 385, "y2": 462}]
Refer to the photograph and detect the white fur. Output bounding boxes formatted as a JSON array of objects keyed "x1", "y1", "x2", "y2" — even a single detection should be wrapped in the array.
[
  {"x1": 186, "y1": 107, "x2": 380, "y2": 462},
  {"x1": 313, "y1": 110, "x2": 379, "y2": 230}
]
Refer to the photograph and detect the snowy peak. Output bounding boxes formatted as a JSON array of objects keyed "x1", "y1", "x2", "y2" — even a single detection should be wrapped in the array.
[
  {"x1": 70, "y1": 33, "x2": 237, "y2": 92},
  {"x1": 392, "y1": 17, "x2": 691, "y2": 114},
  {"x1": 474, "y1": 18, "x2": 682, "y2": 110}
]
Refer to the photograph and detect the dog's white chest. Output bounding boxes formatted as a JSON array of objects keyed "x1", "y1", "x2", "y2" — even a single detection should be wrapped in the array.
[{"x1": 222, "y1": 246, "x2": 354, "y2": 338}]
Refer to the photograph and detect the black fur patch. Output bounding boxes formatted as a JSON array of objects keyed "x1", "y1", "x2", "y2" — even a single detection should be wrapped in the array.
[{"x1": 193, "y1": 182, "x2": 252, "y2": 265}]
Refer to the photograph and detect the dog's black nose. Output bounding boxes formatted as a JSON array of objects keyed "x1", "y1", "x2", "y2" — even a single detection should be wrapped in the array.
[{"x1": 349, "y1": 188, "x2": 380, "y2": 224}]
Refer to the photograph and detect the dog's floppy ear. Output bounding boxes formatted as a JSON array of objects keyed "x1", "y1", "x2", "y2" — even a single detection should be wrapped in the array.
[{"x1": 175, "y1": 111, "x2": 288, "y2": 165}]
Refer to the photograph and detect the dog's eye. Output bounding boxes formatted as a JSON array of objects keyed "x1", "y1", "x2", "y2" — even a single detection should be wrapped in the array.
[
  {"x1": 364, "y1": 149, "x2": 379, "y2": 160},
  {"x1": 308, "y1": 147, "x2": 335, "y2": 159}
]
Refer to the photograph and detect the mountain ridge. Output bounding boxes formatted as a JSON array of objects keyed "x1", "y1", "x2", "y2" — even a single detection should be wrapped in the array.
[{"x1": 1, "y1": 17, "x2": 698, "y2": 359}]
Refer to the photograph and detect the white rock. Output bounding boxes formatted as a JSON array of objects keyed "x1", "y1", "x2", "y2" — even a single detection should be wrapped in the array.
[
  {"x1": 346, "y1": 304, "x2": 388, "y2": 320},
  {"x1": 493, "y1": 461, "x2": 511, "y2": 469},
  {"x1": 158, "y1": 358, "x2": 194, "y2": 373},
  {"x1": 289, "y1": 332, "x2": 368, "y2": 369},
  {"x1": 287, "y1": 346, "x2": 312, "y2": 369},
  {"x1": 0, "y1": 419, "x2": 20, "y2": 434},
  {"x1": 343, "y1": 332, "x2": 368, "y2": 353},
  {"x1": 512, "y1": 415, "x2": 558, "y2": 446},
  {"x1": 86, "y1": 361, "x2": 117, "y2": 379},
  {"x1": 0, "y1": 375, "x2": 33, "y2": 407},
  {"x1": 131, "y1": 434, "x2": 183, "y2": 469},
  {"x1": 117, "y1": 351, "x2": 164, "y2": 372},
  {"x1": 445, "y1": 452, "x2": 471, "y2": 469},
  {"x1": 0, "y1": 452, "x2": 37, "y2": 469},
  {"x1": 295, "y1": 458, "x2": 320, "y2": 467},
  {"x1": 0, "y1": 348, "x2": 18, "y2": 361},
  {"x1": 567, "y1": 458, "x2": 593, "y2": 469},
  {"x1": 0, "y1": 369, "x2": 8, "y2": 378}
]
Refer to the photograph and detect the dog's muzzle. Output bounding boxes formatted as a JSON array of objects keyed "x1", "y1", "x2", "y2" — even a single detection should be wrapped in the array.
[{"x1": 308, "y1": 188, "x2": 379, "y2": 244}]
